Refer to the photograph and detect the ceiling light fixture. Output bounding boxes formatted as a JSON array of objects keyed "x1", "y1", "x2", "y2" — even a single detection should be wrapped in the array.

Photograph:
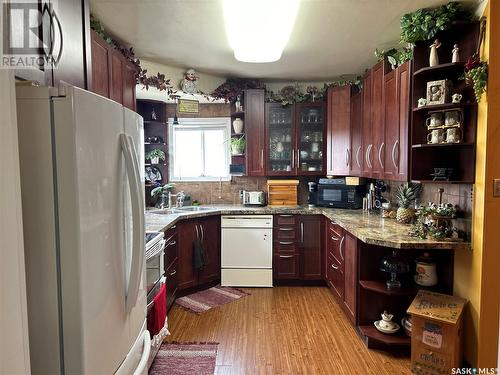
[{"x1": 223, "y1": 0, "x2": 300, "y2": 63}]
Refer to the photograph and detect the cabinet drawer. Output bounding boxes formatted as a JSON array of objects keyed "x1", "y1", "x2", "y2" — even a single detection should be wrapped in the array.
[
  {"x1": 273, "y1": 253, "x2": 299, "y2": 279},
  {"x1": 327, "y1": 255, "x2": 344, "y2": 300},
  {"x1": 327, "y1": 231, "x2": 343, "y2": 264},
  {"x1": 328, "y1": 221, "x2": 343, "y2": 238},
  {"x1": 165, "y1": 260, "x2": 178, "y2": 311},
  {"x1": 274, "y1": 240, "x2": 297, "y2": 253},
  {"x1": 165, "y1": 224, "x2": 177, "y2": 240},
  {"x1": 163, "y1": 234, "x2": 178, "y2": 270},
  {"x1": 275, "y1": 214, "x2": 296, "y2": 226},
  {"x1": 274, "y1": 226, "x2": 297, "y2": 240}
]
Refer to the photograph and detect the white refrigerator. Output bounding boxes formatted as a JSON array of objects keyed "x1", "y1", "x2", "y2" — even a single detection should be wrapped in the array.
[{"x1": 16, "y1": 84, "x2": 149, "y2": 374}]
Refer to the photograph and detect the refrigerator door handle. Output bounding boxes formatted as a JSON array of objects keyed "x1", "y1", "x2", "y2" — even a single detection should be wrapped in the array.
[
  {"x1": 132, "y1": 330, "x2": 151, "y2": 375},
  {"x1": 120, "y1": 134, "x2": 145, "y2": 313}
]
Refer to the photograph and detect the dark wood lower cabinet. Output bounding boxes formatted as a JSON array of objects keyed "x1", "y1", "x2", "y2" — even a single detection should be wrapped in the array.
[
  {"x1": 176, "y1": 216, "x2": 221, "y2": 291},
  {"x1": 165, "y1": 260, "x2": 178, "y2": 311},
  {"x1": 325, "y1": 220, "x2": 358, "y2": 324},
  {"x1": 299, "y1": 216, "x2": 323, "y2": 280},
  {"x1": 198, "y1": 216, "x2": 221, "y2": 284},
  {"x1": 273, "y1": 215, "x2": 323, "y2": 281},
  {"x1": 342, "y1": 232, "x2": 358, "y2": 324}
]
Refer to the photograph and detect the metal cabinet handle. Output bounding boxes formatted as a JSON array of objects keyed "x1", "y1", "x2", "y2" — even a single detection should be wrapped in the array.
[
  {"x1": 300, "y1": 222, "x2": 304, "y2": 243},
  {"x1": 296, "y1": 148, "x2": 300, "y2": 167},
  {"x1": 331, "y1": 263, "x2": 339, "y2": 270},
  {"x1": 378, "y1": 142, "x2": 385, "y2": 169},
  {"x1": 291, "y1": 149, "x2": 295, "y2": 169},
  {"x1": 340, "y1": 236, "x2": 345, "y2": 260},
  {"x1": 391, "y1": 140, "x2": 399, "y2": 169},
  {"x1": 169, "y1": 270, "x2": 177, "y2": 276},
  {"x1": 170, "y1": 225, "x2": 176, "y2": 229},
  {"x1": 195, "y1": 224, "x2": 199, "y2": 239},
  {"x1": 346, "y1": 148, "x2": 350, "y2": 167},
  {"x1": 366, "y1": 144, "x2": 373, "y2": 169},
  {"x1": 331, "y1": 236, "x2": 339, "y2": 241},
  {"x1": 356, "y1": 146, "x2": 361, "y2": 169},
  {"x1": 166, "y1": 240, "x2": 177, "y2": 247},
  {"x1": 200, "y1": 224, "x2": 204, "y2": 242},
  {"x1": 279, "y1": 241, "x2": 294, "y2": 245},
  {"x1": 279, "y1": 255, "x2": 294, "y2": 259},
  {"x1": 279, "y1": 227, "x2": 294, "y2": 231},
  {"x1": 261, "y1": 149, "x2": 264, "y2": 169}
]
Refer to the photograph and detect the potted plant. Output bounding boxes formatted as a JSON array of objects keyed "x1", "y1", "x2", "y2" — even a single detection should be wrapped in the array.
[
  {"x1": 230, "y1": 136, "x2": 245, "y2": 155},
  {"x1": 151, "y1": 183, "x2": 175, "y2": 208},
  {"x1": 395, "y1": 182, "x2": 421, "y2": 224},
  {"x1": 146, "y1": 149, "x2": 166, "y2": 164}
]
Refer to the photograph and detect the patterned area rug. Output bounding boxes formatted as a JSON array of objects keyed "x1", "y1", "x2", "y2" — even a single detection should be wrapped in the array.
[
  {"x1": 175, "y1": 285, "x2": 250, "y2": 313},
  {"x1": 149, "y1": 342, "x2": 218, "y2": 375}
]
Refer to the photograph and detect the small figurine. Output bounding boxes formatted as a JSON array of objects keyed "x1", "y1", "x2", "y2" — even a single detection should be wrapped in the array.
[
  {"x1": 180, "y1": 68, "x2": 199, "y2": 94},
  {"x1": 452, "y1": 43, "x2": 460, "y2": 63},
  {"x1": 429, "y1": 39, "x2": 441, "y2": 67},
  {"x1": 430, "y1": 85, "x2": 442, "y2": 102}
]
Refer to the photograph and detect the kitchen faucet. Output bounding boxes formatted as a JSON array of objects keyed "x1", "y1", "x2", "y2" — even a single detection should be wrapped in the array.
[{"x1": 168, "y1": 191, "x2": 185, "y2": 209}]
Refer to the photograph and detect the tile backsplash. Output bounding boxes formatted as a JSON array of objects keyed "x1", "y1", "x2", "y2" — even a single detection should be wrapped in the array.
[{"x1": 169, "y1": 176, "x2": 319, "y2": 205}]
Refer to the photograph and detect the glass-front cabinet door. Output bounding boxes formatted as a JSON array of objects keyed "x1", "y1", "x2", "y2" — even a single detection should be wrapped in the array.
[
  {"x1": 296, "y1": 102, "x2": 325, "y2": 175},
  {"x1": 266, "y1": 103, "x2": 295, "y2": 175}
]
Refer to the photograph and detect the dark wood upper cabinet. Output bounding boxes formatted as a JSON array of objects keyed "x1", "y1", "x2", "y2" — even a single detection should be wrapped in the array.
[
  {"x1": 370, "y1": 60, "x2": 388, "y2": 179},
  {"x1": 90, "y1": 31, "x2": 111, "y2": 98},
  {"x1": 327, "y1": 86, "x2": 352, "y2": 176},
  {"x1": 384, "y1": 60, "x2": 411, "y2": 181},
  {"x1": 122, "y1": 63, "x2": 137, "y2": 111},
  {"x1": 109, "y1": 52, "x2": 124, "y2": 104},
  {"x1": 245, "y1": 89, "x2": 266, "y2": 176},
  {"x1": 265, "y1": 102, "x2": 325, "y2": 176},
  {"x1": 383, "y1": 69, "x2": 399, "y2": 180},
  {"x1": 90, "y1": 30, "x2": 137, "y2": 111},
  {"x1": 299, "y1": 216, "x2": 323, "y2": 280},
  {"x1": 9, "y1": 0, "x2": 90, "y2": 88},
  {"x1": 350, "y1": 92, "x2": 363, "y2": 175},
  {"x1": 361, "y1": 70, "x2": 373, "y2": 177}
]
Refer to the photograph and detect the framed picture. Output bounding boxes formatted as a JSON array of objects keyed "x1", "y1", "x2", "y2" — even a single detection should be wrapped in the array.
[
  {"x1": 178, "y1": 99, "x2": 199, "y2": 113},
  {"x1": 426, "y1": 79, "x2": 452, "y2": 105}
]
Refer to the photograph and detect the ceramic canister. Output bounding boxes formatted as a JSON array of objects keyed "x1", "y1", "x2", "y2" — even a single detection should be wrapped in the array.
[
  {"x1": 232, "y1": 118, "x2": 244, "y2": 134},
  {"x1": 415, "y1": 253, "x2": 438, "y2": 287}
]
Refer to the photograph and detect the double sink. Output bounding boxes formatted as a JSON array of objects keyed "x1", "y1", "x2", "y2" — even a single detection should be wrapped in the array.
[{"x1": 150, "y1": 206, "x2": 217, "y2": 215}]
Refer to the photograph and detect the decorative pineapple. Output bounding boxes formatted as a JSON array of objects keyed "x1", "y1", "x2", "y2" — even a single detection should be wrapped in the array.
[{"x1": 395, "y1": 183, "x2": 421, "y2": 224}]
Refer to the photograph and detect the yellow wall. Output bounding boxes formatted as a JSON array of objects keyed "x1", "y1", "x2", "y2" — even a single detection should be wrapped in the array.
[{"x1": 454, "y1": 1, "x2": 500, "y2": 366}]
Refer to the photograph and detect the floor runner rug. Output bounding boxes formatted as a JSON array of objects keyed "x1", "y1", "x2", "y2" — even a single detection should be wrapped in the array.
[
  {"x1": 175, "y1": 285, "x2": 249, "y2": 313},
  {"x1": 149, "y1": 342, "x2": 218, "y2": 375}
]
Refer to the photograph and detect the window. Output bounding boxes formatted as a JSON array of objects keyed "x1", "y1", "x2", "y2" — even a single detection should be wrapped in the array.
[{"x1": 168, "y1": 117, "x2": 231, "y2": 181}]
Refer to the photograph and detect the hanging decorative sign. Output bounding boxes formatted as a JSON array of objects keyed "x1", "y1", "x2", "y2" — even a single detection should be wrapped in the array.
[{"x1": 178, "y1": 99, "x2": 199, "y2": 113}]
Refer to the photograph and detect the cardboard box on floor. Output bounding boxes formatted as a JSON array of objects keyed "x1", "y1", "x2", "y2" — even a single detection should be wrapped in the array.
[{"x1": 407, "y1": 290, "x2": 467, "y2": 375}]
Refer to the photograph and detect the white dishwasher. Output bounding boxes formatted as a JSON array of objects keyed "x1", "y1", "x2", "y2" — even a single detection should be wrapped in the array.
[{"x1": 221, "y1": 215, "x2": 273, "y2": 287}]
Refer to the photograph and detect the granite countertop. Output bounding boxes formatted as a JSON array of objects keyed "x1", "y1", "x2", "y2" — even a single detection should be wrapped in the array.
[{"x1": 145, "y1": 205, "x2": 470, "y2": 250}]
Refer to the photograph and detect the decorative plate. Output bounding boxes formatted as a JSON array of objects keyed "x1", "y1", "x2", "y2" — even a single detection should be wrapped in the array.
[{"x1": 145, "y1": 166, "x2": 162, "y2": 182}]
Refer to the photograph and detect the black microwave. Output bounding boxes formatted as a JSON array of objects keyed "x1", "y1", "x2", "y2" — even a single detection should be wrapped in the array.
[{"x1": 317, "y1": 184, "x2": 365, "y2": 209}]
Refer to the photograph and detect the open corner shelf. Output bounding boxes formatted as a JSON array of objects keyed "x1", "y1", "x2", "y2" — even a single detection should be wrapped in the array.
[
  {"x1": 411, "y1": 179, "x2": 474, "y2": 184},
  {"x1": 413, "y1": 62, "x2": 464, "y2": 77},
  {"x1": 359, "y1": 280, "x2": 417, "y2": 297},
  {"x1": 411, "y1": 142, "x2": 474, "y2": 149},
  {"x1": 359, "y1": 326, "x2": 411, "y2": 347},
  {"x1": 412, "y1": 102, "x2": 476, "y2": 112}
]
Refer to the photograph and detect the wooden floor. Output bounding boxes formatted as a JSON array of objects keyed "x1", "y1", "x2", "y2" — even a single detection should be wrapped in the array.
[{"x1": 166, "y1": 286, "x2": 411, "y2": 375}]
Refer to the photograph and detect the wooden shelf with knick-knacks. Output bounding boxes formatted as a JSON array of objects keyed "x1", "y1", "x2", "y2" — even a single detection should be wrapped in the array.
[{"x1": 410, "y1": 22, "x2": 480, "y2": 184}]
